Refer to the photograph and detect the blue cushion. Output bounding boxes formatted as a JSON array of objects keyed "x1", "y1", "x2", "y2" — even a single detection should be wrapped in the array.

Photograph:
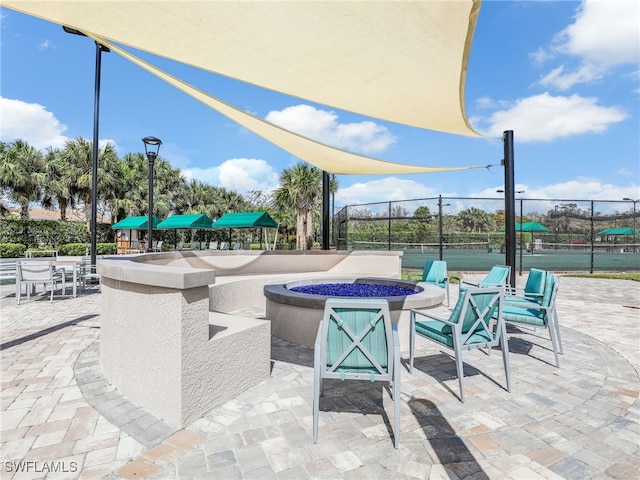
[{"x1": 503, "y1": 305, "x2": 546, "y2": 326}]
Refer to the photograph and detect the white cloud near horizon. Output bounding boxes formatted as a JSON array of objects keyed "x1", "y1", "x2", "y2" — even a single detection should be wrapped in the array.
[
  {"x1": 265, "y1": 104, "x2": 397, "y2": 154},
  {"x1": 538, "y1": 0, "x2": 639, "y2": 90},
  {"x1": 0, "y1": 97, "x2": 68, "y2": 149},
  {"x1": 476, "y1": 92, "x2": 628, "y2": 142},
  {"x1": 183, "y1": 158, "x2": 280, "y2": 195}
]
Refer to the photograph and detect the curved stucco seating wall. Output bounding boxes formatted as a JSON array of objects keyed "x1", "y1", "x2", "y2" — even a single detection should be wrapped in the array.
[{"x1": 98, "y1": 250, "x2": 402, "y2": 427}]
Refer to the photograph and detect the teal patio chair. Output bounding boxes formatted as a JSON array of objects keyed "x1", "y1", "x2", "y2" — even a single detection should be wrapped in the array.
[
  {"x1": 421, "y1": 260, "x2": 450, "y2": 306},
  {"x1": 505, "y1": 268, "x2": 547, "y2": 305},
  {"x1": 503, "y1": 273, "x2": 562, "y2": 367},
  {"x1": 313, "y1": 298, "x2": 401, "y2": 448},
  {"x1": 409, "y1": 287, "x2": 510, "y2": 403},
  {"x1": 459, "y1": 265, "x2": 511, "y2": 293}
]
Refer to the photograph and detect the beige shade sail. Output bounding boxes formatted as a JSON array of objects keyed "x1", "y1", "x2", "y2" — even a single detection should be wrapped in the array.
[
  {"x1": 1, "y1": 0, "x2": 482, "y2": 137},
  {"x1": 93, "y1": 36, "x2": 489, "y2": 175}
]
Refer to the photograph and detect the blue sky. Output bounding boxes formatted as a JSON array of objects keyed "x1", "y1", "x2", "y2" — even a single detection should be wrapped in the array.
[{"x1": 1, "y1": 1, "x2": 638, "y2": 213}]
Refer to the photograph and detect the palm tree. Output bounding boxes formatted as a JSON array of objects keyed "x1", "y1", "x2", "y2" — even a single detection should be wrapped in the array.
[
  {"x1": 0, "y1": 139, "x2": 45, "y2": 219},
  {"x1": 271, "y1": 162, "x2": 322, "y2": 250},
  {"x1": 42, "y1": 147, "x2": 76, "y2": 220}
]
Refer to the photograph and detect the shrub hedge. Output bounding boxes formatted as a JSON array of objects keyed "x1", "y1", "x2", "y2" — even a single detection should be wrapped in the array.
[{"x1": 0, "y1": 218, "x2": 115, "y2": 250}]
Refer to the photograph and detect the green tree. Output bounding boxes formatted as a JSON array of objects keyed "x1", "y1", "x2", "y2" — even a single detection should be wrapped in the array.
[
  {"x1": 271, "y1": 162, "x2": 322, "y2": 250},
  {"x1": 0, "y1": 139, "x2": 45, "y2": 219}
]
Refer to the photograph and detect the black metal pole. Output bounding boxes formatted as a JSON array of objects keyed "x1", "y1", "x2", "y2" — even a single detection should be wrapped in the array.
[
  {"x1": 388, "y1": 201, "x2": 392, "y2": 251},
  {"x1": 322, "y1": 171, "x2": 330, "y2": 250},
  {"x1": 90, "y1": 41, "x2": 105, "y2": 270},
  {"x1": 503, "y1": 130, "x2": 516, "y2": 288},
  {"x1": 519, "y1": 198, "x2": 523, "y2": 276},
  {"x1": 438, "y1": 195, "x2": 444, "y2": 260},
  {"x1": 147, "y1": 157, "x2": 155, "y2": 252},
  {"x1": 590, "y1": 200, "x2": 594, "y2": 274}
]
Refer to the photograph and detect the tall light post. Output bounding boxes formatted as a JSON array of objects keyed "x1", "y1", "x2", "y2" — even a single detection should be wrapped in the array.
[
  {"x1": 63, "y1": 26, "x2": 109, "y2": 270},
  {"x1": 623, "y1": 197, "x2": 638, "y2": 253},
  {"x1": 142, "y1": 137, "x2": 162, "y2": 252}
]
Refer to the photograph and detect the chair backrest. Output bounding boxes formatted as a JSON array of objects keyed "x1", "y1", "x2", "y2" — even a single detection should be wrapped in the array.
[
  {"x1": 233, "y1": 242, "x2": 241, "y2": 250},
  {"x1": 523, "y1": 268, "x2": 547, "y2": 301},
  {"x1": 220, "y1": 242, "x2": 229, "y2": 250},
  {"x1": 541, "y1": 274, "x2": 557, "y2": 309},
  {"x1": 447, "y1": 287, "x2": 504, "y2": 347},
  {"x1": 157, "y1": 240, "x2": 163, "y2": 250},
  {"x1": 209, "y1": 241, "x2": 218, "y2": 250},
  {"x1": 480, "y1": 265, "x2": 511, "y2": 288},
  {"x1": 18, "y1": 260, "x2": 54, "y2": 282},
  {"x1": 422, "y1": 260, "x2": 448, "y2": 286},
  {"x1": 319, "y1": 299, "x2": 393, "y2": 381},
  {"x1": 190, "y1": 241, "x2": 199, "y2": 250},
  {"x1": 177, "y1": 240, "x2": 184, "y2": 250}
]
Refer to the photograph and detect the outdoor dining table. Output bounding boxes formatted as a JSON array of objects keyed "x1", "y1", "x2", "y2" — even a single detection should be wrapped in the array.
[{"x1": 52, "y1": 259, "x2": 83, "y2": 298}]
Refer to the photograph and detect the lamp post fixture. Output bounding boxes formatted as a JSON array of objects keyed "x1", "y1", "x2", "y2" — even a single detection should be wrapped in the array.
[
  {"x1": 142, "y1": 136, "x2": 162, "y2": 252},
  {"x1": 623, "y1": 197, "x2": 638, "y2": 253},
  {"x1": 498, "y1": 190, "x2": 525, "y2": 275},
  {"x1": 63, "y1": 26, "x2": 110, "y2": 271}
]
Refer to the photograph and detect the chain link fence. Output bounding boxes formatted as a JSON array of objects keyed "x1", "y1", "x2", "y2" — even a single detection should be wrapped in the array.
[{"x1": 334, "y1": 196, "x2": 639, "y2": 273}]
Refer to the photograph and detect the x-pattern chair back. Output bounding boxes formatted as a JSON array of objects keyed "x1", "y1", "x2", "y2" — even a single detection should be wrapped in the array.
[
  {"x1": 314, "y1": 298, "x2": 400, "y2": 448},
  {"x1": 457, "y1": 289, "x2": 503, "y2": 347},
  {"x1": 324, "y1": 305, "x2": 389, "y2": 379}
]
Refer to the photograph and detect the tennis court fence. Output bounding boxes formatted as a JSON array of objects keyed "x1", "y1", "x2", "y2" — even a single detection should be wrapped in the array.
[{"x1": 333, "y1": 196, "x2": 639, "y2": 272}]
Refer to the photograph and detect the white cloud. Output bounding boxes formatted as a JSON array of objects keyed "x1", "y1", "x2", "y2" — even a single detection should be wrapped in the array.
[
  {"x1": 265, "y1": 104, "x2": 397, "y2": 154},
  {"x1": 183, "y1": 158, "x2": 279, "y2": 196},
  {"x1": 477, "y1": 92, "x2": 628, "y2": 142},
  {"x1": 615, "y1": 167, "x2": 636, "y2": 176},
  {"x1": 539, "y1": 0, "x2": 639, "y2": 89},
  {"x1": 335, "y1": 177, "x2": 437, "y2": 207},
  {"x1": 0, "y1": 97, "x2": 68, "y2": 149},
  {"x1": 555, "y1": 0, "x2": 639, "y2": 67}
]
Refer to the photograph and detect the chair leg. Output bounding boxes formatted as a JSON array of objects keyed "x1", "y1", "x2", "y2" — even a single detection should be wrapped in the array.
[
  {"x1": 552, "y1": 307, "x2": 563, "y2": 354},
  {"x1": 409, "y1": 314, "x2": 416, "y2": 373},
  {"x1": 313, "y1": 347, "x2": 321, "y2": 444},
  {"x1": 455, "y1": 351, "x2": 465, "y2": 403},
  {"x1": 500, "y1": 323, "x2": 511, "y2": 392},
  {"x1": 547, "y1": 322, "x2": 561, "y2": 368},
  {"x1": 393, "y1": 336, "x2": 400, "y2": 449}
]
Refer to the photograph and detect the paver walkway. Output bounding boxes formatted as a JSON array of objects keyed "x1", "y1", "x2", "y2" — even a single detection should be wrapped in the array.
[{"x1": 1, "y1": 275, "x2": 638, "y2": 479}]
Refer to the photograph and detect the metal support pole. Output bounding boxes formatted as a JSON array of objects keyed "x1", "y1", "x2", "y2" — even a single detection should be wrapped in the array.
[
  {"x1": 89, "y1": 41, "x2": 104, "y2": 271},
  {"x1": 438, "y1": 195, "x2": 444, "y2": 260},
  {"x1": 503, "y1": 130, "x2": 516, "y2": 288},
  {"x1": 590, "y1": 200, "x2": 594, "y2": 274},
  {"x1": 322, "y1": 171, "x2": 330, "y2": 250},
  {"x1": 147, "y1": 158, "x2": 155, "y2": 253},
  {"x1": 519, "y1": 198, "x2": 523, "y2": 276},
  {"x1": 388, "y1": 202, "x2": 392, "y2": 251}
]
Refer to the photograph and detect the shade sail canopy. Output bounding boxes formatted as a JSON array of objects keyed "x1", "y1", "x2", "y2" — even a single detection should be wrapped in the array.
[
  {"x1": 111, "y1": 215, "x2": 161, "y2": 230},
  {"x1": 501, "y1": 222, "x2": 550, "y2": 232},
  {"x1": 156, "y1": 214, "x2": 214, "y2": 230},
  {"x1": 212, "y1": 212, "x2": 278, "y2": 229},
  {"x1": 597, "y1": 227, "x2": 639, "y2": 235},
  {"x1": 3, "y1": 1, "x2": 481, "y2": 137}
]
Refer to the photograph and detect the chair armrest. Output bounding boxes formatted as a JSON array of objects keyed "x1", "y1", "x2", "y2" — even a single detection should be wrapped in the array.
[
  {"x1": 411, "y1": 309, "x2": 457, "y2": 326},
  {"x1": 314, "y1": 321, "x2": 324, "y2": 350}
]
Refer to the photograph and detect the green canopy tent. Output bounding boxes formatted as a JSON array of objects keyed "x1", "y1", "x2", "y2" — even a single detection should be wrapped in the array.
[
  {"x1": 597, "y1": 227, "x2": 640, "y2": 236},
  {"x1": 500, "y1": 222, "x2": 550, "y2": 232},
  {"x1": 211, "y1": 211, "x2": 279, "y2": 249},
  {"x1": 112, "y1": 215, "x2": 162, "y2": 252},
  {"x1": 156, "y1": 213, "x2": 215, "y2": 249}
]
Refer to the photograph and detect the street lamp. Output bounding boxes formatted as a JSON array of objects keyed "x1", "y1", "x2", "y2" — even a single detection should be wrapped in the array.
[
  {"x1": 63, "y1": 26, "x2": 110, "y2": 271},
  {"x1": 623, "y1": 197, "x2": 638, "y2": 253},
  {"x1": 142, "y1": 136, "x2": 162, "y2": 252},
  {"x1": 498, "y1": 190, "x2": 525, "y2": 275}
]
